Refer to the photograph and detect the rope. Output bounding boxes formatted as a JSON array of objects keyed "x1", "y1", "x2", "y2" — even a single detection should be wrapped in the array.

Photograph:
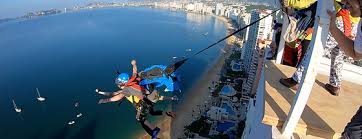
[{"x1": 190, "y1": 8, "x2": 281, "y2": 58}]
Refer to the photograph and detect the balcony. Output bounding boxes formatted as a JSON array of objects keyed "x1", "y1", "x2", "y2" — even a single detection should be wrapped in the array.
[{"x1": 262, "y1": 60, "x2": 362, "y2": 138}]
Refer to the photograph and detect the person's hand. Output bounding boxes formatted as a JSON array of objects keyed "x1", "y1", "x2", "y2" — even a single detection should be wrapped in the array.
[
  {"x1": 98, "y1": 99, "x2": 106, "y2": 104},
  {"x1": 95, "y1": 89, "x2": 105, "y2": 95},
  {"x1": 327, "y1": 10, "x2": 337, "y2": 31},
  {"x1": 131, "y1": 60, "x2": 136, "y2": 66},
  {"x1": 98, "y1": 99, "x2": 109, "y2": 104}
]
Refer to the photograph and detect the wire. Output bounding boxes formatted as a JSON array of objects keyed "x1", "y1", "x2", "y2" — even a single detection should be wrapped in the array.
[{"x1": 191, "y1": 8, "x2": 281, "y2": 58}]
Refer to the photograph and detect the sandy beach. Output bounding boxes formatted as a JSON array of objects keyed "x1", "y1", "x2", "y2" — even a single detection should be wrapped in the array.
[
  {"x1": 138, "y1": 15, "x2": 235, "y2": 139},
  {"x1": 170, "y1": 45, "x2": 232, "y2": 138}
]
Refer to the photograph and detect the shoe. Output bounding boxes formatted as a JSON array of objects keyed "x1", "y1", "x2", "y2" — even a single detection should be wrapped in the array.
[
  {"x1": 324, "y1": 84, "x2": 340, "y2": 96},
  {"x1": 279, "y1": 78, "x2": 299, "y2": 91},
  {"x1": 166, "y1": 111, "x2": 176, "y2": 118},
  {"x1": 151, "y1": 127, "x2": 160, "y2": 139}
]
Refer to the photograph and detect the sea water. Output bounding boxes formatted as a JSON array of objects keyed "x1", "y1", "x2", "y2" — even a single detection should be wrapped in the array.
[{"x1": 0, "y1": 7, "x2": 227, "y2": 139}]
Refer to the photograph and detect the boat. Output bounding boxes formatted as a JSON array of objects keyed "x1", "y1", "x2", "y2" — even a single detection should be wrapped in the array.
[
  {"x1": 68, "y1": 120, "x2": 75, "y2": 125},
  {"x1": 186, "y1": 48, "x2": 192, "y2": 52},
  {"x1": 12, "y1": 99, "x2": 22, "y2": 113},
  {"x1": 203, "y1": 32, "x2": 208, "y2": 36},
  {"x1": 36, "y1": 88, "x2": 46, "y2": 102},
  {"x1": 173, "y1": 56, "x2": 177, "y2": 59},
  {"x1": 76, "y1": 113, "x2": 83, "y2": 118},
  {"x1": 74, "y1": 102, "x2": 79, "y2": 108}
]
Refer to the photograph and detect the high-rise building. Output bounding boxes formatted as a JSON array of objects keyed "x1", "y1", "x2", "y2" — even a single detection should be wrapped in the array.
[
  {"x1": 194, "y1": 2, "x2": 204, "y2": 12},
  {"x1": 215, "y1": 3, "x2": 223, "y2": 16},
  {"x1": 238, "y1": 12, "x2": 251, "y2": 43},
  {"x1": 242, "y1": 10, "x2": 273, "y2": 95},
  {"x1": 243, "y1": 10, "x2": 273, "y2": 70}
]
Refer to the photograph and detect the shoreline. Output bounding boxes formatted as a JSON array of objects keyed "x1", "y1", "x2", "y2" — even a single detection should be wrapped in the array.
[{"x1": 137, "y1": 14, "x2": 235, "y2": 139}]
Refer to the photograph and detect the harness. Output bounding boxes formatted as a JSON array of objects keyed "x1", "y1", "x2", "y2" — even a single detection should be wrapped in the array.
[
  {"x1": 122, "y1": 76, "x2": 146, "y2": 106},
  {"x1": 124, "y1": 76, "x2": 147, "y2": 92}
]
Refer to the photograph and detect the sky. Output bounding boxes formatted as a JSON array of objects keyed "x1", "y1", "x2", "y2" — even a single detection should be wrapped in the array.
[{"x1": 0, "y1": 0, "x2": 127, "y2": 19}]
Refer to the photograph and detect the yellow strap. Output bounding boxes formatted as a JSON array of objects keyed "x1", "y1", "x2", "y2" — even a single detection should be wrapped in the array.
[
  {"x1": 126, "y1": 95, "x2": 140, "y2": 104},
  {"x1": 287, "y1": 0, "x2": 317, "y2": 10}
]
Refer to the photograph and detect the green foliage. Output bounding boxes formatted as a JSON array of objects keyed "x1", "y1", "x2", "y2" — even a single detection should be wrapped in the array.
[{"x1": 229, "y1": 51, "x2": 241, "y2": 60}]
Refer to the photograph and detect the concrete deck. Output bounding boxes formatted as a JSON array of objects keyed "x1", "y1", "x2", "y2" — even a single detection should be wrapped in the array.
[{"x1": 262, "y1": 60, "x2": 362, "y2": 139}]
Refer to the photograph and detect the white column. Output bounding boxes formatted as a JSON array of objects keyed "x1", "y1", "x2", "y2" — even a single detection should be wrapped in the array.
[
  {"x1": 281, "y1": 0, "x2": 333, "y2": 138},
  {"x1": 275, "y1": 13, "x2": 288, "y2": 64}
]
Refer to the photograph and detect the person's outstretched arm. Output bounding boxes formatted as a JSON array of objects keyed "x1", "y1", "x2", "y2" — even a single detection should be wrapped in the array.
[
  {"x1": 95, "y1": 89, "x2": 121, "y2": 96},
  {"x1": 158, "y1": 96, "x2": 178, "y2": 101},
  {"x1": 131, "y1": 60, "x2": 137, "y2": 76},
  {"x1": 97, "y1": 91, "x2": 125, "y2": 104},
  {"x1": 328, "y1": 10, "x2": 362, "y2": 59},
  {"x1": 98, "y1": 94, "x2": 125, "y2": 104}
]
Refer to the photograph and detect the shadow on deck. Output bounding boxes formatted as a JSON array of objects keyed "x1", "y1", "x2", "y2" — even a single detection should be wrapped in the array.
[{"x1": 262, "y1": 60, "x2": 362, "y2": 139}]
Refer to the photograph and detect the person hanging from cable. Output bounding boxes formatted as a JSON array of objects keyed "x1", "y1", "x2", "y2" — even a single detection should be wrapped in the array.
[
  {"x1": 116, "y1": 59, "x2": 186, "y2": 92},
  {"x1": 96, "y1": 60, "x2": 177, "y2": 139}
]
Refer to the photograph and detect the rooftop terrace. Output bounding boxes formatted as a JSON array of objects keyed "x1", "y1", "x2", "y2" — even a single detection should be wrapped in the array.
[{"x1": 262, "y1": 60, "x2": 362, "y2": 138}]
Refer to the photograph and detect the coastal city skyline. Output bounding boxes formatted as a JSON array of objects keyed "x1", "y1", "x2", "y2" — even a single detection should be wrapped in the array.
[
  {"x1": 0, "y1": 0, "x2": 276, "y2": 19},
  {"x1": 0, "y1": 0, "x2": 126, "y2": 19}
]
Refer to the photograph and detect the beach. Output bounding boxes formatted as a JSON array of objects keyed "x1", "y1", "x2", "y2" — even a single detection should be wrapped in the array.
[
  {"x1": 170, "y1": 44, "x2": 233, "y2": 138},
  {"x1": 138, "y1": 15, "x2": 235, "y2": 139}
]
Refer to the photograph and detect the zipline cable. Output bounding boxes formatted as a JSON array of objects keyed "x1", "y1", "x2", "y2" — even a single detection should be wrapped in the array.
[{"x1": 189, "y1": 8, "x2": 281, "y2": 59}]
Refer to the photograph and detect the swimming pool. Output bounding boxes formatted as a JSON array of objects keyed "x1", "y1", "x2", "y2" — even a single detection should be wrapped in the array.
[
  {"x1": 220, "y1": 85, "x2": 236, "y2": 97},
  {"x1": 232, "y1": 64, "x2": 241, "y2": 70},
  {"x1": 222, "y1": 103, "x2": 235, "y2": 116}
]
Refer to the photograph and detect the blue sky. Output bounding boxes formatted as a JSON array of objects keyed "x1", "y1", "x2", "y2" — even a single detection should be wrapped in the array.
[{"x1": 0, "y1": 0, "x2": 127, "y2": 19}]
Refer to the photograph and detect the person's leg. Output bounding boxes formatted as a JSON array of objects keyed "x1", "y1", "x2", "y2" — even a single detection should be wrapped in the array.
[
  {"x1": 136, "y1": 105, "x2": 159, "y2": 137},
  {"x1": 165, "y1": 59, "x2": 187, "y2": 75},
  {"x1": 98, "y1": 94, "x2": 125, "y2": 104},
  {"x1": 158, "y1": 96, "x2": 178, "y2": 101},
  {"x1": 139, "y1": 65, "x2": 166, "y2": 80},
  {"x1": 140, "y1": 119, "x2": 154, "y2": 136},
  {"x1": 292, "y1": 52, "x2": 308, "y2": 83},
  {"x1": 300, "y1": 40, "x2": 311, "y2": 64},
  {"x1": 143, "y1": 120, "x2": 156, "y2": 131},
  {"x1": 149, "y1": 107, "x2": 163, "y2": 116},
  {"x1": 279, "y1": 43, "x2": 312, "y2": 90},
  {"x1": 145, "y1": 68, "x2": 164, "y2": 79},
  {"x1": 329, "y1": 47, "x2": 344, "y2": 87},
  {"x1": 138, "y1": 115, "x2": 160, "y2": 138},
  {"x1": 141, "y1": 119, "x2": 160, "y2": 138},
  {"x1": 146, "y1": 90, "x2": 160, "y2": 103},
  {"x1": 325, "y1": 47, "x2": 344, "y2": 95}
]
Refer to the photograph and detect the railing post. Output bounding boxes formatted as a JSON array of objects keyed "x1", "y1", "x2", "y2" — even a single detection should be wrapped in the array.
[
  {"x1": 275, "y1": 13, "x2": 288, "y2": 64},
  {"x1": 281, "y1": 0, "x2": 333, "y2": 138}
]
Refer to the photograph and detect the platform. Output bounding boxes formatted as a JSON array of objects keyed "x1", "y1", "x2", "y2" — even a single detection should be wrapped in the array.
[{"x1": 262, "y1": 60, "x2": 362, "y2": 139}]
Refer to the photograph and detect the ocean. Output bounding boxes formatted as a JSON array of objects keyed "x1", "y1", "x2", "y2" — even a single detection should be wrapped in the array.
[{"x1": 0, "y1": 7, "x2": 227, "y2": 139}]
